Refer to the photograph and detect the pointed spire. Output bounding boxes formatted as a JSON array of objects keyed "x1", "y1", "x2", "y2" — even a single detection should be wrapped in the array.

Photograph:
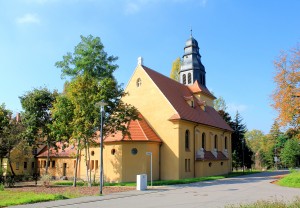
[{"x1": 190, "y1": 26, "x2": 193, "y2": 37}]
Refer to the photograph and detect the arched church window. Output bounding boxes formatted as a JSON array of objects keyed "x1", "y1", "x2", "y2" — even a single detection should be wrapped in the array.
[
  {"x1": 202, "y1": 133, "x2": 206, "y2": 149},
  {"x1": 214, "y1": 135, "x2": 218, "y2": 149},
  {"x1": 183, "y1": 74, "x2": 186, "y2": 84},
  {"x1": 136, "y1": 78, "x2": 142, "y2": 87},
  {"x1": 188, "y1": 73, "x2": 192, "y2": 84},
  {"x1": 225, "y1": 136, "x2": 228, "y2": 150},
  {"x1": 185, "y1": 130, "x2": 190, "y2": 150}
]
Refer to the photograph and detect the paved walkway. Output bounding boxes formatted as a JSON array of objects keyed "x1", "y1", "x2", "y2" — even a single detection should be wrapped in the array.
[{"x1": 11, "y1": 170, "x2": 300, "y2": 208}]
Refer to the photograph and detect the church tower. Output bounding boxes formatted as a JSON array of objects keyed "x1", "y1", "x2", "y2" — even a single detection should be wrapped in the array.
[{"x1": 179, "y1": 33, "x2": 206, "y2": 86}]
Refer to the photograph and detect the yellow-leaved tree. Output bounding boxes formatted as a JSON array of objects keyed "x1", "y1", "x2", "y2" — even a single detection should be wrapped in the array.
[
  {"x1": 272, "y1": 44, "x2": 300, "y2": 131},
  {"x1": 170, "y1": 57, "x2": 181, "y2": 81}
]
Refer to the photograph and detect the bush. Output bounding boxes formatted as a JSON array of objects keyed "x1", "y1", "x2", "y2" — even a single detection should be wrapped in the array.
[
  {"x1": 41, "y1": 174, "x2": 52, "y2": 187},
  {"x1": 0, "y1": 184, "x2": 4, "y2": 191}
]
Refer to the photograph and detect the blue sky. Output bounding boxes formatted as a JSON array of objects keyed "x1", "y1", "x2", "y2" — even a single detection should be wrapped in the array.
[{"x1": 1, "y1": 0, "x2": 300, "y2": 134}]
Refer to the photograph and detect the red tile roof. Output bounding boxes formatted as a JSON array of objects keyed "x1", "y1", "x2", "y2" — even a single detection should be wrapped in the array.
[
  {"x1": 36, "y1": 142, "x2": 77, "y2": 158},
  {"x1": 142, "y1": 66, "x2": 233, "y2": 131},
  {"x1": 104, "y1": 114, "x2": 162, "y2": 143}
]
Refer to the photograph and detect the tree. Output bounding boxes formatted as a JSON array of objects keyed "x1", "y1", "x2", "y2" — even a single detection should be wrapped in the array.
[
  {"x1": 272, "y1": 44, "x2": 300, "y2": 130},
  {"x1": 54, "y1": 35, "x2": 139, "y2": 186},
  {"x1": 280, "y1": 138, "x2": 300, "y2": 168},
  {"x1": 170, "y1": 57, "x2": 181, "y2": 81},
  {"x1": 20, "y1": 88, "x2": 57, "y2": 174},
  {"x1": 214, "y1": 96, "x2": 227, "y2": 112},
  {"x1": 231, "y1": 111, "x2": 253, "y2": 170},
  {"x1": 0, "y1": 104, "x2": 12, "y2": 165}
]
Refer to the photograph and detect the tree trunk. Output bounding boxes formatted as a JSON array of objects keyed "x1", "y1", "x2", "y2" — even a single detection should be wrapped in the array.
[
  {"x1": 84, "y1": 138, "x2": 90, "y2": 187},
  {"x1": 87, "y1": 142, "x2": 92, "y2": 186},
  {"x1": 45, "y1": 142, "x2": 50, "y2": 175},
  {"x1": 73, "y1": 138, "x2": 80, "y2": 187},
  {"x1": 7, "y1": 151, "x2": 15, "y2": 176}
]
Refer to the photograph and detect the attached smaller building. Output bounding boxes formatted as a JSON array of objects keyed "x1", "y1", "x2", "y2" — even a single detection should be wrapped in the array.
[
  {"x1": 37, "y1": 143, "x2": 77, "y2": 179},
  {"x1": 101, "y1": 114, "x2": 162, "y2": 182}
]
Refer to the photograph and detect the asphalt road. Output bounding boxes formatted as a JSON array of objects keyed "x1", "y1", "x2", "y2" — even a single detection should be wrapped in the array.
[{"x1": 12, "y1": 170, "x2": 300, "y2": 208}]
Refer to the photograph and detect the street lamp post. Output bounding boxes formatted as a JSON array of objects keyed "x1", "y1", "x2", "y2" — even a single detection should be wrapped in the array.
[
  {"x1": 146, "y1": 152, "x2": 152, "y2": 187},
  {"x1": 96, "y1": 101, "x2": 107, "y2": 195}
]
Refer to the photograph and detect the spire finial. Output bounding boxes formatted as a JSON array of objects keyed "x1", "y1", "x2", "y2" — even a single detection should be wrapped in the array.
[{"x1": 190, "y1": 26, "x2": 193, "y2": 37}]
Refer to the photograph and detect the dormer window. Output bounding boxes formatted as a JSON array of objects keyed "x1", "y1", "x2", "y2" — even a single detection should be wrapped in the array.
[{"x1": 184, "y1": 96, "x2": 194, "y2": 108}]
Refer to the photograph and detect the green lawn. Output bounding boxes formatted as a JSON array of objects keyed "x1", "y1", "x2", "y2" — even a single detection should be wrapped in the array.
[
  {"x1": 0, "y1": 190, "x2": 69, "y2": 208},
  {"x1": 54, "y1": 170, "x2": 260, "y2": 187},
  {"x1": 277, "y1": 170, "x2": 300, "y2": 188}
]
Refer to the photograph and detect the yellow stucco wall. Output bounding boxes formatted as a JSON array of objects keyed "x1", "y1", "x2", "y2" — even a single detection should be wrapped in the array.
[
  {"x1": 122, "y1": 65, "x2": 232, "y2": 180},
  {"x1": 38, "y1": 157, "x2": 76, "y2": 179},
  {"x1": 3, "y1": 142, "x2": 36, "y2": 176},
  {"x1": 78, "y1": 141, "x2": 160, "y2": 183},
  {"x1": 123, "y1": 65, "x2": 180, "y2": 180}
]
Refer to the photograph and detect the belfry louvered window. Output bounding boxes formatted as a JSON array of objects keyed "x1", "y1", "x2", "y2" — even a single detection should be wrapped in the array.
[{"x1": 188, "y1": 73, "x2": 192, "y2": 84}]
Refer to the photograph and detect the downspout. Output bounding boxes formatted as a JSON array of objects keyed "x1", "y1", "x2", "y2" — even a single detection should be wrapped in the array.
[
  {"x1": 193, "y1": 124, "x2": 199, "y2": 178},
  {"x1": 159, "y1": 142, "x2": 162, "y2": 180}
]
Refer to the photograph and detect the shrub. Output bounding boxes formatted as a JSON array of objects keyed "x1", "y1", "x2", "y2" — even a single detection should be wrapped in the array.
[{"x1": 41, "y1": 174, "x2": 52, "y2": 187}]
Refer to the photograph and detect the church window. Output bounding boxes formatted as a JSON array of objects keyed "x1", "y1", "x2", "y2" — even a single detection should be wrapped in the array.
[
  {"x1": 185, "y1": 130, "x2": 190, "y2": 150},
  {"x1": 131, "y1": 148, "x2": 138, "y2": 155},
  {"x1": 136, "y1": 78, "x2": 142, "y2": 87},
  {"x1": 209, "y1": 162, "x2": 212, "y2": 167},
  {"x1": 225, "y1": 137, "x2": 228, "y2": 150},
  {"x1": 188, "y1": 73, "x2": 192, "y2": 84},
  {"x1": 185, "y1": 159, "x2": 191, "y2": 172},
  {"x1": 51, "y1": 160, "x2": 55, "y2": 168},
  {"x1": 111, "y1": 149, "x2": 116, "y2": 155},
  {"x1": 91, "y1": 151, "x2": 95, "y2": 156},
  {"x1": 24, "y1": 162, "x2": 27, "y2": 170},
  {"x1": 202, "y1": 133, "x2": 206, "y2": 149},
  {"x1": 95, "y1": 160, "x2": 99, "y2": 169},
  {"x1": 221, "y1": 162, "x2": 224, "y2": 166},
  {"x1": 183, "y1": 74, "x2": 186, "y2": 84},
  {"x1": 214, "y1": 135, "x2": 218, "y2": 149}
]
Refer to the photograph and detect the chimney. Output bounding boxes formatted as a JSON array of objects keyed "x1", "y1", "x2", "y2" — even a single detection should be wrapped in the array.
[{"x1": 137, "y1": 56, "x2": 143, "y2": 66}]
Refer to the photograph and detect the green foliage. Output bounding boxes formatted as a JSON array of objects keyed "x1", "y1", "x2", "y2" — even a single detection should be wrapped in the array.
[
  {"x1": 54, "y1": 35, "x2": 139, "y2": 186},
  {"x1": 0, "y1": 190, "x2": 70, "y2": 207},
  {"x1": 280, "y1": 138, "x2": 300, "y2": 168},
  {"x1": 170, "y1": 57, "x2": 181, "y2": 81},
  {"x1": 55, "y1": 35, "x2": 118, "y2": 80},
  {"x1": 20, "y1": 87, "x2": 57, "y2": 146},
  {"x1": 0, "y1": 104, "x2": 12, "y2": 159},
  {"x1": 276, "y1": 171, "x2": 300, "y2": 192},
  {"x1": 231, "y1": 112, "x2": 253, "y2": 170}
]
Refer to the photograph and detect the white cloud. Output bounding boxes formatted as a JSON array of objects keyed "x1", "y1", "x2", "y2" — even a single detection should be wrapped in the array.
[
  {"x1": 228, "y1": 103, "x2": 248, "y2": 114},
  {"x1": 124, "y1": 0, "x2": 207, "y2": 15},
  {"x1": 125, "y1": 2, "x2": 141, "y2": 15},
  {"x1": 16, "y1": 13, "x2": 40, "y2": 24}
]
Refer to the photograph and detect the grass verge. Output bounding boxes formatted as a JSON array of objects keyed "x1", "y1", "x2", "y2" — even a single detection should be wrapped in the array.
[
  {"x1": 0, "y1": 190, "x2": 72, "y2": 208},
  {"x1": 54, "y1": 170, "x2": 260, "y2": 187},
  {"x1": 277, "y1": 170, "x2": 300, "y2": 188},
  {"x1": 226, "y1": 197, "x2": 300, "y2": 208}
]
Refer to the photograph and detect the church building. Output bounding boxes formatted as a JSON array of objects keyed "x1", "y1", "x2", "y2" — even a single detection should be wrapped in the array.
[
  {"x1": 100, "y1": 35, "x2": 233, "y2": 182},
  {"x1": 31, "y1": 35, "x2": 233, "y2": 182}
]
